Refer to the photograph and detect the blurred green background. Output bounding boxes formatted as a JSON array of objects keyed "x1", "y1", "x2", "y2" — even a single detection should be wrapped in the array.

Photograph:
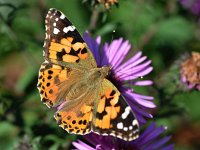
[{"x1": 0, "y1": 0, "x2": 200, "y2": 149}]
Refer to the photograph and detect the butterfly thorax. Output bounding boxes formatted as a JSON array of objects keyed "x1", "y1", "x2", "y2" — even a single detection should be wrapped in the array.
[{"x1": 88, "y1": 66, "x2": 111, "y2": 81}]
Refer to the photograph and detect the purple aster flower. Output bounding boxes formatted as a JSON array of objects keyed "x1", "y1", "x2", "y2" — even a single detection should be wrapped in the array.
[
  {"x1": 180, "y1": 52, "x2": 200, "y2": 91},
  {"x1": 180, "y1": 0, "x2": 200, "y2": 15},
  {"x1": 83, "y1": 32, "x2": 154, "y2": 125},
  {"x1": 72, "y1": 122, "x2": 174, "y2": 150}
]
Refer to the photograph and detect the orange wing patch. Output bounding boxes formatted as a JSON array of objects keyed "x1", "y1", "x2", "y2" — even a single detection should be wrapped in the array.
[
  {"x1": 94, "y1": 87, "x2": 121, "y2": 130},
  {"x1": 54, "y1": 103, "x2": 93, "y2": 135},
  {"x1": 92, "y1": 79, "x2": 139, "y2": 141},
  {"x1": 37, "y1": 62, "x2": 71, "y2": 107},
  {"x1": 48, "y1": 37, "x2": 88, "y2": 63}
]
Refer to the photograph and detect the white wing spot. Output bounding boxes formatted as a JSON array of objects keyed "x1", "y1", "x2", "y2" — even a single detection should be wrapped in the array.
[
  {"x1": 117, "y1": 122, "x2": 123, "y2": 129},
  {"x1": 133, "y1": 129, "x2": 139, "y2": 134},
  {"x1": 63, "y1": 26, "x2": 75, "y2": 33},
  {"x1": 45, "y1": 25, "x2": 48, "y2": 30},
  {"x1": 45, "y1": 33, "x2": 48, "y2": 39},
  {"x1": 42, "y1": 50, "x2": 45, "y2": 56},
  {"x1": 55, "y1": 18, "x2": 59, "y2": 21},
  {"x1": 60, "y1": 13, "x2": 65, "y2": 19},
  {"x1": 53, "y1": 22, "x2": 56, "y2": 26},
  {"x1": 132, "y1": 120, "x2": 138, "y2": 126},
  {"x1": 122, "y1": 106, "x2": 131, "y2": 119},
  {"x1": 129, "y1": 126, "x2": 133, "y2": 130},
  {"x1": 53, "y1": 28, "x2": 60, "y2": 34},
  {"x1": 123, "y1": 127, "x2": 128, "y2": 131}
]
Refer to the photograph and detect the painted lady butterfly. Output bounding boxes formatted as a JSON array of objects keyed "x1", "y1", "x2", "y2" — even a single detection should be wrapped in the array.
[{"x1": 37, "y1": 8, "x2": 139, "y2": 141}]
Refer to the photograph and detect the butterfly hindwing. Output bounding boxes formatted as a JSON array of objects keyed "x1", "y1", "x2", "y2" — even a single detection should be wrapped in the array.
[
  {"x1": 44, "y1": 8, "x2": 96, "y2": 68},
  {"x1": 54, "y1": 87, "x2": 98, "y2": 135},
  {"x1": 92, "y1": 79, "x2": 139, "y2": 141},
  {"x1": 37, "y1": 61, "x2": 84, "y2": 107}
]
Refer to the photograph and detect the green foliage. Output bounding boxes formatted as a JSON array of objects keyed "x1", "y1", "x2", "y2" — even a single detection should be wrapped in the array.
[{"x1": 152, "y1": 17, "x2": 194, "y2": 48}]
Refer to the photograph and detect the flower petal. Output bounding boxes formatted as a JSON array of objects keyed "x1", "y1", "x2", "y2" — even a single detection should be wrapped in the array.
[
  {"x1": 133, "y1": 80, "x2": 153, "y2": 86},
  {"x1": 107, "y1": 38, "x2": 123, "y2": 64},
  {"x1": 112, "y1": 40, "x2": 131, "y2": 69},
  {"x1": 149, "y1": 136, "x2": 171, "y2": 149},
  {"x1": 124, "y1": 91, "x2": 156, "y2": 108},
  {"x1": 121, "y1": 67, "x2": 153, "y2": 81},
  {"x1": 117, "y1": 60, "x2": 151, "y2": 78},
  {"x1": 72, "y1": 140, "x2": 95, "y2": 150},
  {"x1": 116, "y1": 52, "x2": 145, "y2": 72}
]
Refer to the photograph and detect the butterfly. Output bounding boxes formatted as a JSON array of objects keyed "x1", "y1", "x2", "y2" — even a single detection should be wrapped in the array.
[{"x1": 37, "y1": 8, "x2": 139, "y2": 141}]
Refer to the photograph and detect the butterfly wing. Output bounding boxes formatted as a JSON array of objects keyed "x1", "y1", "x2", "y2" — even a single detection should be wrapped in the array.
[
  {"x1": 38, "y1": 62, "x2": 84, "y2": 107},
  {"x1": 54, "y1": 85, "x2": 98, "y2": 135},
  {"x1": 38, "y1": 8, "x2": 97, "y2": 107},
  {"x1": 44, "y1": 8, "x2": 97, "y2": 68},
  {"x1": 92, "y1": 79, "x2": 140, "y2": 141}
]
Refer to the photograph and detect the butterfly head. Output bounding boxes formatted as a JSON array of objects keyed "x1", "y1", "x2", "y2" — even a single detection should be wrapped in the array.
[{"x1": 100, "y1": 66, "x2": 111, "y2": 78}]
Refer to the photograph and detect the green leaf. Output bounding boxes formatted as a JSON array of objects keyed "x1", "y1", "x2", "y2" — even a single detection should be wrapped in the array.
[
  {"x1": 0, "y1": 122, "x2": 19, "y2": 150},
  {"x1": 173, "y1": 91, "x2": 200, "y2": 121},
  {"x1": 152, "y1": 17, "x2": 194, "y2": 48},
  {"x1": 95, "y1": 23, "x2": 117, "y2": 36},
  {"x1": 15, "y1": 66, "x2": 37, "y2": 93}
]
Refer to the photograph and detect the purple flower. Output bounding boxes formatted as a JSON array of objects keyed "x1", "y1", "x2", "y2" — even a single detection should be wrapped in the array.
[
  {"x1": 180, "y1": 0, "x2": 200, "y2": 16},
  {"x1": 83, "y1": 32, "x2": 154, "y2": 125},
  {"x1": 72, "y1": 122, "x2": 174, "y2": 150},
  {"x1": 180, "y1": 52, "x2": 200, "y2": 91}
]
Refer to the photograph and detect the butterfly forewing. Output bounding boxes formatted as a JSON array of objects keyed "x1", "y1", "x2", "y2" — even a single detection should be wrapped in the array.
[{"x1": 44, "y1": 8, "x2": 96, "y2": 68}]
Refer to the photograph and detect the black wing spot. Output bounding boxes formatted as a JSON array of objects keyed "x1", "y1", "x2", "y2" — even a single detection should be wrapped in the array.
[
  {"x1": 72, "y1": 120, "x2": 76, "y2": 124},
  {"x1": 49, "y1": 89, "x2": 53, "y2": 94},
  {"x1": 96, "y1": 110, "x2": 107, "y2": 120},
  {"x1": 40, "y1": 90, "x2": 44, "y2": 94},
  {"x1": 57, "y1": 119, "x2": 62, "y2": 125},
  {"x1": 78, "y1": 120, "x2": 83, "y2": 125},
  {"x1": 67, "y1": 116, "x2": 71, "y2": 120},
  {"x1": 110, "y1": 90, "x2": 116, "y2": 96},
  {"x1": 42, "y1": 98, "x2": 48, "y2": 103},
  {"x1": 69, "y1": 129, "x2": 74, "y2": 132},
  {"x1": 56, "y1": 49, "x2": 67, "y2": 61},
  {"x1": 48, "y1": 70, "x2": 53, "y2": 74},
  {"x1": 83, "y1": 120, "x2": 87, "y2": 125},
  {"x1": 47, "y1": 76, "x2": 52, "y2": 80},
  {"x1": 46, "y1": 82, "x2": 50, "y2": 87},
  {"x1": 81, "y1": 48, "x2": 87, "y2": 54}
]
